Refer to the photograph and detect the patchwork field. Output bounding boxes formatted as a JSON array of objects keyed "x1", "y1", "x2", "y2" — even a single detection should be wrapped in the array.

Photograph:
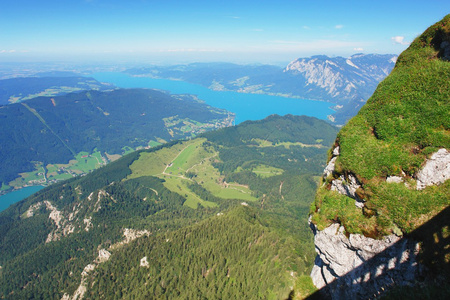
[{"x1": 7, "y1": 150, "x2": 107, "y2": 189}]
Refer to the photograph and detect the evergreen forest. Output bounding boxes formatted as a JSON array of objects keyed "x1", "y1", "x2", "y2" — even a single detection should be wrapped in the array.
[{"x1": 0, "y1": 114, "x2": 338, "y2": 299}]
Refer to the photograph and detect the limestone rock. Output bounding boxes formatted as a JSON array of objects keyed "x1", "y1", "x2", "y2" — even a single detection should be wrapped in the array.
[
  {"x1": 330, "y1": 174, "x2": 365, "y2": 208},
  {"x1": 140, "y1": 256, "x2": 150, "y2": 268},
  {"x1": 386, "y1": 176, "x2": 403, "y2": 183},
  {"x1": 416, "y1": 148, "x2": 450, "y2": 190},
  {"x1": 332, "y1": 146, "x2": 340, "y2": 157},
  {"x1": 322, "y1": 146, "x2": 365, "y2": 208},
  {"x1": 96, "y1": 249, "x2": 111, "y2": 264},
  {"x1": 330, "y1": 174, "x2": 361, "y2": 200},
  {"x1": 110, "y1": 228, "x2": 151, "y2": 249},
  {"x1": 310, "y1": 222, "x2": 420, "y2": 299},
  {"x1": 323, "y1": 146, "x2": 339, "y2": 180},
  {"x1": 323, "y1": 157, "x2": 337, "y2": 179}
]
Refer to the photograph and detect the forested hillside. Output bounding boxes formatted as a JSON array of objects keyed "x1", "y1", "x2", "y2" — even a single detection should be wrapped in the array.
[
  {"x1": 0, "y1": 88, "x2": 233, "y2": 190},
  {"x1": 0, "y1": 115, "x2": 338, "y2": 299},
  {"x1": 0, "y1": 76, "x2": 113, "y2": 105}
]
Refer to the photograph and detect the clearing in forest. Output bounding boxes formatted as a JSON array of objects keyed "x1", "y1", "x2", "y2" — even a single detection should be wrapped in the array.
[{"x1": 127, "y1": 138, "x2": 258, "y2": 209}]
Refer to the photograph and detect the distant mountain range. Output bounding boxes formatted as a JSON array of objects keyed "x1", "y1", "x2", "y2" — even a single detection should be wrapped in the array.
[
  {"x1": 124, "y1": 54, "x2": 397, "y2": 124},
  {"x1": 284, "y1": 54, "x2": 396, "y2": 122}
]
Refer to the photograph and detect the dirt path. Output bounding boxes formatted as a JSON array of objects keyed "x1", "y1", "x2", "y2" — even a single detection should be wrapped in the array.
[
  {"x1": 279, "y1": 181, "x2": 284, "y2": 200},
  {"x1": 162, "y1": 144, "x2": 192, "y2": 174}
]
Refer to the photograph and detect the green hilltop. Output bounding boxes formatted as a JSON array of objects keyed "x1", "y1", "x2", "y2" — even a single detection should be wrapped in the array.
[{"x1": 311, "y1": 15, "x2": 450, "y2": 238}]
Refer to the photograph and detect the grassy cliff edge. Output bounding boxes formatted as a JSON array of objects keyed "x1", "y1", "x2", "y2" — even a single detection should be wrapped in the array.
[{"x1": 310, "y1": 14, "x2": 450, "y2": 237}]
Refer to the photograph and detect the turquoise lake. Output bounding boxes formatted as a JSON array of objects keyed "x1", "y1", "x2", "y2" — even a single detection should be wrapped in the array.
[
  {"x1": 0, "y1": 186, "x2": 45, "y2": 212},
  {"x1": 92, "y1": 72, "x2": 334, "y2": 124}
]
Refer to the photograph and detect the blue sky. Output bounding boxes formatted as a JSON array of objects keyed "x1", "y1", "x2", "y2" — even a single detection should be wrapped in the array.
[{"x1": 0, "y1": 0, "x2": 448, "y2": 64}]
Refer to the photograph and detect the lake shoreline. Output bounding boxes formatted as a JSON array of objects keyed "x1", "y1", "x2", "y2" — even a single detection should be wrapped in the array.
[
  {"x1": 91, "y1": 72, "x2": 335, "y2": 124},
  {"x1": 127, "y1": 73, "x2": 335, "y2": 106},
  {"x1": 0, "y1": 185, "x2": 45, "y2": 212}
]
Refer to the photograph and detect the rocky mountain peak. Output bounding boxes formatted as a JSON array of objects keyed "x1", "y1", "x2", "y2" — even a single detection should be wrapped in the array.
[{"x1": 284, "y1": 53, "x2": 397, "y2": 105}]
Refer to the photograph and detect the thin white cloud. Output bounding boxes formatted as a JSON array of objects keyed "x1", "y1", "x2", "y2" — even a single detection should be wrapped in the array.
[
  {"x1": 335, "y1": 24, "x2": 344, "y2": 29},
  {"x1": 271, "y1": 40, "x2": 305, "y2": 45},
  {"x1": 0, "y1": 50, "x2": 17, "y2": 53},
  {"x1": 162, "y1": 48, "x2": 224, "y2": 53},
  {"x1": 353, "y1": 47, "x2": 364, "y2": 51},
  {"x1": 391, "y1": 36, "x2": 409, "y2": 45},
  {"x1": 267, "y1": 39, "x2": 368, "y2": 54},
  {"x1": 302, "y1": 26, "x2": 311, "y2": 30}
]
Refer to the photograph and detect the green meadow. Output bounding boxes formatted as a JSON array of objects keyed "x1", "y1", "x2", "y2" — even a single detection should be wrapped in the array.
[
  {"x1": 8, "y1": 150, "x2": 106, "y2": 188},
  {"x1": 252, "y1": 164, "x2": 284, "y2": 178},
  {"x1": 127, "y1": 138, "x2": 258, "y2": 208}
]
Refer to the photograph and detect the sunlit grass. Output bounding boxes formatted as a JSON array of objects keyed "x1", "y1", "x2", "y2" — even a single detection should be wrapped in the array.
[
  {"x1": 128, "y1": 138, "x2": 259, "y2": 208},
  {"x1": 311, "y1": 15, "x2": 450, "y2": 235},
  {"x1": 160, "y1": 175, "x2": 217, "y2": 209},
  {"x1": 252, "y1": 164, "x2": 284, "y2": 178}
]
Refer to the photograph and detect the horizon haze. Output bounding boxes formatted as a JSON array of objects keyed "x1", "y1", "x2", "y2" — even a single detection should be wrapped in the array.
[{"x1": 1, "y1": 0, "x2": 448, "y2": 64}]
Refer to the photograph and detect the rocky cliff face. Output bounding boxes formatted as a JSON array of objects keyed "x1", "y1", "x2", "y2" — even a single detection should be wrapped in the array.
[
  {"x1": 309, "y1": 15, "x2": 450, "y2": 298},
  {"x1": 310, "y1": 223, "x2": 420, "y2": 299},
  {"x1": 310, "y1": 145, "x2": 448, "y2": 298},
  {"x1": 284, "y1": 54, "x2": 396, "y2": 124}
]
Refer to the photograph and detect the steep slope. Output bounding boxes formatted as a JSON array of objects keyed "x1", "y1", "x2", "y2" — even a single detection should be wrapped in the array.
[
  {"x1": 309, "y1": 15, "x2": 450, "y2": 298},
  {"x1": 0, "y1": 115, "x2": 338, "y2": 299},
  {"x1": 124, "y1": 54, "x2": 396, "y2": 124},
  {"x1": 0, "y1": 88, "x2": 233, "y2": 190}
]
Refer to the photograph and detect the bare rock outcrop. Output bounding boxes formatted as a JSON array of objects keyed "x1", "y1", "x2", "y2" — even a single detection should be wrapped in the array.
[
  {"x1": 321, "y1": 146, "x2": 366, "y2": 208},
  {"x1": 330, "y1": 174, "x2": 362, "y2": 206},
  {"x1": 95, "y1": 249, "x2": 111, "y2": 264},
  {"x1": 310, "y1": 223, "x2": 420, "y2": 299},
  {"x1": 62, "y1": 249, "x2": 112, "y2": 300},
  {"x1": 323, "y1": 157, "x2": 337, "y2": 179},
  {"x1": 140, "y1": 256, "x2": 150, "y2": 268},
  {"x1": 323, "y1": 146, "x2": 340, "y2": 179},
  {"x1": 416, "y1": 148, "x2": 450, "y2": 190},
  {"x1": 23, "y1": 200, "x2": 76, "y2": 243}
]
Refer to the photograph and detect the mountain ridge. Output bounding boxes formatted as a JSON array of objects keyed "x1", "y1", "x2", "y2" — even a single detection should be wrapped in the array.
[{"x1": 309, "y1": 14, "x2": 450, "y2": 298}]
